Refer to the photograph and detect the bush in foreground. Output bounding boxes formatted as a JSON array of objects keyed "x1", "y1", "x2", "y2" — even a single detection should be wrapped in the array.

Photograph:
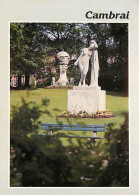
[{"x1": 10, "y1": 99, "x2": 128, "y2": 187}]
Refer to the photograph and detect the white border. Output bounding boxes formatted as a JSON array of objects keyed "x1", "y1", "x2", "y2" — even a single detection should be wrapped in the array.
[{"x1": 0, "y1": 1, "x2": 138, "y2": 194}]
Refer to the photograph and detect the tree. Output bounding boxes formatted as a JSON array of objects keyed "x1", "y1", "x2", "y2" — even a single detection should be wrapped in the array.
[
  {"x1": 10, "y1": 23, "x2": 46, "y2": 87},
  {"x1": 86, "y1": 23, "x2": 128, "y2": 92},
  {"x1": 93, "y1": 114, "x2": 129, "y2": 187},
  {"x1": 10, "y1": 23, "x2": 24, "y2": 87},
  {"x1": 10, "y1": 98, "x2": 76, "y2": 187},
  {"x1": 10, "y1": 23, "x2": 128, "y2": 91},
  {"x1": 110, "y1": 23, "x2": 128, "y2": 92}
]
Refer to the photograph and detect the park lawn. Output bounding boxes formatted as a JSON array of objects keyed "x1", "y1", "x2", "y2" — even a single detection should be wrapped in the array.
[{"x1": 10, "y1": 88, "x2": 128, "y2": 144}]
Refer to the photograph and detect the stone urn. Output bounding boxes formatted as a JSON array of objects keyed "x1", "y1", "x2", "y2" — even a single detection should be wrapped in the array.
[{"x1": 56, "y1": 51, "x2": 70, "y2": 86}]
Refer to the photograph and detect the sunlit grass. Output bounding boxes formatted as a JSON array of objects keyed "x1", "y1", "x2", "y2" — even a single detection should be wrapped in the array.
[{"x1": 10, "y1": 88, "x2": 128, "y2": 145}]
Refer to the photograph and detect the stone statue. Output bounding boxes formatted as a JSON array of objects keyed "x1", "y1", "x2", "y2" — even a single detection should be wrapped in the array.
[
  {"x1": 74, "y1": 40, "x2": 99, "y2": 87},
  {"x1": 51, "y1": 77, "x2": 55, "y2": 86},
  {"x1": 56, "y1": 51, "x2": 70, "y2": 86},
  {"x1": 90, "y1": 40, "x2": 100, "y2": 86},
  {"x1": 68, "y1": 41, "x2": 105, "y2": 115},
  {"x1": 56, "y1": 51, "x2": 70, "y2": 65},
  {"x1": 70, "y1": 78, "x2": 74, "y2": 85},
  {"x1": 74, "y1": 48, "x2": 92, "y2": 86}
]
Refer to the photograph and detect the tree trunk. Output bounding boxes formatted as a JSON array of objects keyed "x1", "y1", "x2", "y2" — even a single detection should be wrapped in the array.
[
  {"x1": 25, "y1": 73, "x2": 30, "y2": 88},
  {"x1": 18, "y1": 74, "x2": 21, "y2": 88}
]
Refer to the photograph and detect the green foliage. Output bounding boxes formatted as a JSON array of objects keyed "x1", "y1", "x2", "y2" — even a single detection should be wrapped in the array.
[
  {"x1": 30, "y1": 77, "x2": 36, "y2": 90},
  {"x1": 10, "y1": 98, "x2": 74, "y2": 187},
  {"x1": 67, "y1": 64, "x2": 80, "y2": 86},
  {"x1": 98, "y1": 23, "x2": 128, "y2": 92},
  {"x1": 10, "y1": 23, "x2": 46, "y2": 87},
  {"x1": 41, "y1": 23, "x2": 87, "y2": 54},
  {"x1": 91, "y1": 113, "x2": 129, "y2": 187},
  {"x1": 36, "y1": 80, "x2": 47, "y2": 88},
  {"x1": 10, "y1": 23, "x2": 128, "y2": 91},
  {"x1": 10, "y1": 98, "x2": 129, "y2": 187},
  {"x1": 10, "y1": 98, "x2": 41, "y2": 136}
]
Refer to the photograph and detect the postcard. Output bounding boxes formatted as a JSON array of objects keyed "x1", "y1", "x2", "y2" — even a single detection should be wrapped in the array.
[{"x1": 0, "y1": 0, "x2": 139, "y2": 194}]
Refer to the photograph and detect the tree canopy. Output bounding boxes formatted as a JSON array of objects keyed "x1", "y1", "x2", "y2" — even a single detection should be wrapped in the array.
[{"x1": 10, "y1": 23, "x2": 128, "y2": 91}]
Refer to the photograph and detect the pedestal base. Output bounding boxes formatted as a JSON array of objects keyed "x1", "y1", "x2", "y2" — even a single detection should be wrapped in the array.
[
  {"x1": 56, "y1": 79, "x2": 69, "y2": 86},
  {"x1": 68, "y1": 86, "x2": 106, "y2": 114}
]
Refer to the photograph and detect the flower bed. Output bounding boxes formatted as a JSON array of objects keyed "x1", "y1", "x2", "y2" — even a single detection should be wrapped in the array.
[{"x1": 58, "y1": 110, "x2": 116, "y2": 119}]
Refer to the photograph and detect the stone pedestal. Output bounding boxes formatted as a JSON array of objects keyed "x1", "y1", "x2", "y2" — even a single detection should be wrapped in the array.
[
  {"x1": 68, "y1": 86, "x2": 106, "y2": 114},
  {"x1": 56, "y1": 65, "x2": 69, "y2": 86}
]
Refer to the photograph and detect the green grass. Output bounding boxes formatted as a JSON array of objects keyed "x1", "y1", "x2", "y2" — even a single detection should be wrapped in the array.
[
  {"x1": 10, "y1": 88, "x2": 128, "y2": 144},
  {"x1": 10, "y1": 88, "x2": 128, "y2": 125}
]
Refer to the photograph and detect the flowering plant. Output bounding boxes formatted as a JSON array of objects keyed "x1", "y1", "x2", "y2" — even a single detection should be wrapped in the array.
[{"x1": 58, "y1": 109, "x2": 115, "y2": 119}]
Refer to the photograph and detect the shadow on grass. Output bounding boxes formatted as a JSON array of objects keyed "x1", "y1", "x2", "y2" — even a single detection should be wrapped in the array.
[{"x1": 106, "y1": 91, "x2": 128, "y2": 97}]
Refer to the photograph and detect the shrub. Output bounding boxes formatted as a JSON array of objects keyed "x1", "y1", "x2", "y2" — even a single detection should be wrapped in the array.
[{"x1": 10, "y1": 98, "x2": 128, "y2": 187}]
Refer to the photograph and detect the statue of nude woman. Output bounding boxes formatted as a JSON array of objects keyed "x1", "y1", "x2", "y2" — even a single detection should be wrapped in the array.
[
  {"x1": 74, "y1": 48, "x2": 92, "y2": 86},
  {"x1": 74, "y1": 40, "x2": 99, "y2": 86}
]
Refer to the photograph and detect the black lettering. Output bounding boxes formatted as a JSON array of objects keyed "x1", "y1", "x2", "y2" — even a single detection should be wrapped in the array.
[
  {"x1": 93, "y1": 13, "x2": 99, "y2": 19},
  {"x1": 109, "y1": 11, "x2": 115, "y2": 19},
  {"x1": 99, "y1": 13, "x2": 108, "y2": 19},
  {"x1": 86, "y1": 11, "x2": 93, "y2": 19},
  {"x1": 126, "y1": 11, "x2": 129, "y2": 19},
  {"x1": 85, "y1": 11, "x2": 129, "y2": 19},
  {"x1": 115, "y1": 13, "x2": 120, "y2": 19},
  {"x1": 120, "y1": 13, "x2": 126, "y2": 19}
]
